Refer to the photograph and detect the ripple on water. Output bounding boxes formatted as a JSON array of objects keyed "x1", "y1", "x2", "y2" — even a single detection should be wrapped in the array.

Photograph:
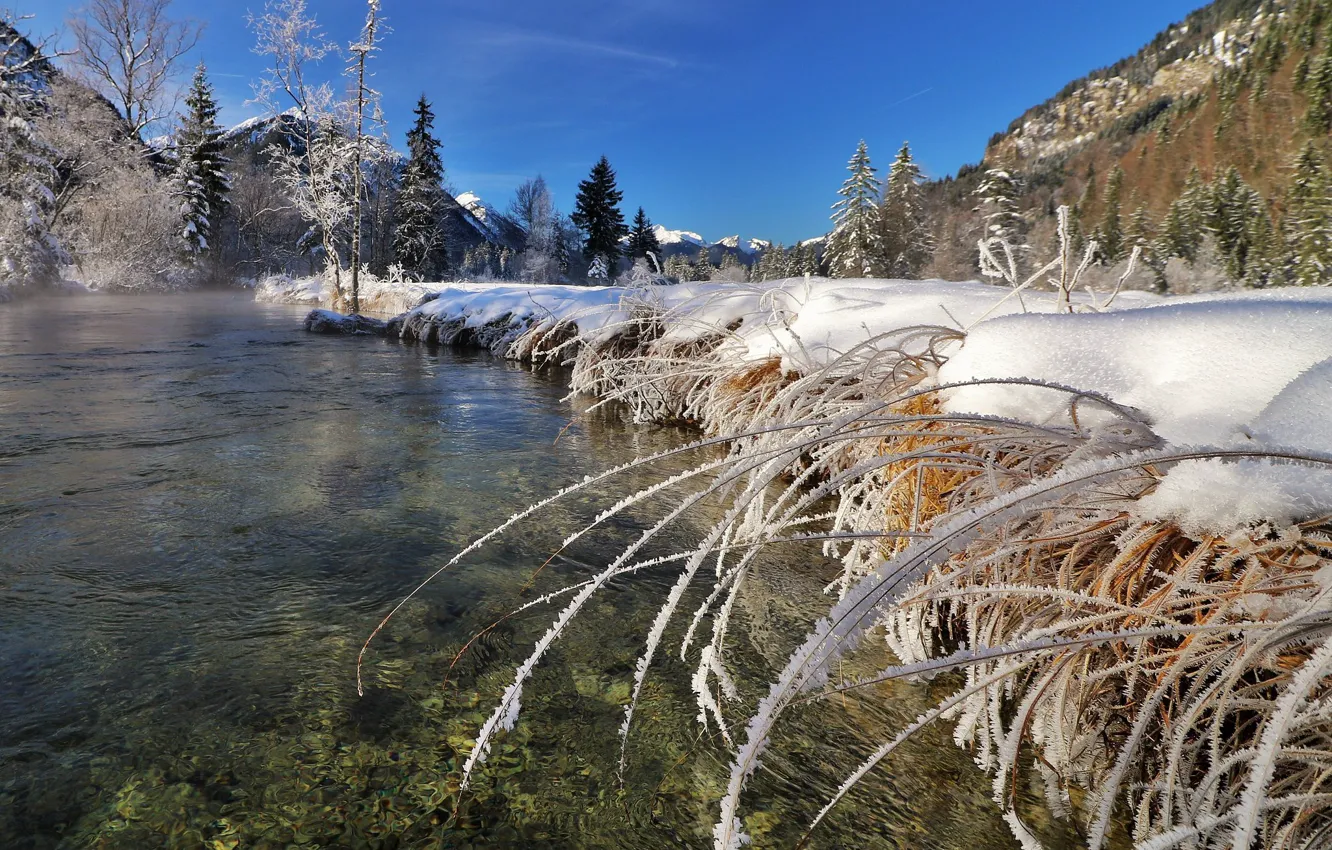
[{"x1": 0, "y1": 294, "x2": 1071, "y2": 849}]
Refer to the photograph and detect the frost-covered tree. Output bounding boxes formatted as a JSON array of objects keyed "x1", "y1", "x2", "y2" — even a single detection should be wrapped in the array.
[
  {"x1": 507, "y1": 175, "x2": 548, "y2": 233},
  {"x1": 798, "y1": 242, "x2": 820, "y2": 276},
  {"x1": 250, "y1": 0, "x2": 355, "y2": 301},
  {"x1": 172, "y1": 63, "x2": 230, "y2": 262},
  {"x1": 571, "y1": 155, "x2": 627, "y2": 272},
  {"x1": 1158, "y1": 166, "x2": 1208, "y2": 264},
  {"x1": 692, "y1": 246, "x2": 714, "y2": 281},
  {"x1": 69, "y1": 0, "x2": 202, "y2": 138},
  {"x1": 0, "y1": 19, "x2": 64, "y2": 289},
  {"x1": 1304, "y1": 30, "x2": 1332, "y2": 134},
  {"x1": 880, "y1": 141, "x2": 932, "y2": 278},
  {"x1": 586, "y1": 253, "x2": 610, "y2": 282},
  {"x1": 626, "y1": 207, "x2": 662, "y2": 270},
  {"x1": 515, "y1": 177, "x2": 560, "y2": 282},
  {"x1": 826, "y1": 140, "x2": 884, "y2": 278},
  {"x1": 974, "y1": 167, "x2": 1025, "y2": 245},
  {"x1": 1207, "y1": 167, "x2": 1279, "y2": 285},
  {"x1": 1093, "y1": 166, "x2": 1125, "y2": 265},
  {"x1": 393, "y1": 95, "x2": 447, "y2": 280},
  {"x1": 1285, "y1": 142, "x2": 1332, "y2": 286},
  {"x1": 346, "y1": 0, "x2": 386, "y2": 313},
  {"x1": 664, "y1": 253, "x2": 691, "y2": 281}
]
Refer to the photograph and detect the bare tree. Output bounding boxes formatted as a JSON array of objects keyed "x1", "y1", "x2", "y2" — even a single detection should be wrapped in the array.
[
  {"x1": 346, "y1": 0, "x2": 385, "y2": 315},
  {"x1": 248, "y1": 0, "x2": 350, "y2": 303},
  {"x1": 68, "y1": 0, "x2": 201, "y2": 138},
  {"x1": 507, "y1": 175, "x2": 549, "y2": 232}
]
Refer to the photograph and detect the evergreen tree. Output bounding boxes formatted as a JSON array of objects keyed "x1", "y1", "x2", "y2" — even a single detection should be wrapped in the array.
[
  {"x1": 880, "y1": 141, "x2": 933, "y2": 278},
  {"x1": 1126, "y1": 203, "x2": 1167, "y2": 290},
  {"x1": 1125, "y1": 202, "x2": 1153, "y2": 249},
  {"x1": 692, "y1": 246, "x2": 713, "y2": 281},
  {"x1": 571, "y1": 155, "x2": 628, "y2": 271},
  {"x1": 799, "y1": 243, "x2": 820, "y2": 276},
  {"x1": 587, "y1": 253, "x2": 610, "y2": 282},
  {"x1": 975, "y1": 168, "x2": 1025, "y2": 244},
  {"x1": 665, "y1": 254, "x2": 692, "y2": 281},
  {"x1": 1285, "y1": 143, "x2": 1332, "y2": 285},
  {"x1": 394, "y1": 95, "x2": 448, "y2": 280},
  {"x1": 1304, "y1": 26, "x2": 1332, "y2": 133},
  {"x1": 1206, "y1": 167, "x2": 1278, "y2": 285},
  {"x1": 1159, "y1": 166, "x2": 1208, "y2": 264},
  {"x1": 172, "y1": 63, "x2": 231, "y2": 262},
  {"x1": 826, "y1": 140, "x2": 885, "y2": 278},
  {"x1": 626, "y1": 207, "x2": 662, "y2": 269},
  {"x1": 1094, "y1": 166, "x2": 1126, "y2": 265}
]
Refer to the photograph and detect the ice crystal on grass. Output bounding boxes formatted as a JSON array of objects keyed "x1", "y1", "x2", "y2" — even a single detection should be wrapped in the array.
[{"x1": 372, "y1": 234, "x2": 1332, "y2": 848}]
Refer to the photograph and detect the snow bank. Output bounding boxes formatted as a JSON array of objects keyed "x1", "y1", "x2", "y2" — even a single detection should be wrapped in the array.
[
  {"x1": 939, "y1": 297, "x2": 1332, "y2": 444},
  {"x1": 253, "y1": 273, "x2": 439, "y2": 315},
  {"x1": 254, "y1": 274, "x2": 326, "y2": 306},
  {"x1": 937, "y1": 291, "x2": 1332, "y2": 534},
  {"x1": 400, "y1": 277, "x2": 1161, "y2": 372}
]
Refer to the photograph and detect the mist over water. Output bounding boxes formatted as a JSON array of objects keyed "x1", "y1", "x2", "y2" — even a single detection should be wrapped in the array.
[{"x1": 0, "y1": 294, "x2": 1044, "y2": 849}]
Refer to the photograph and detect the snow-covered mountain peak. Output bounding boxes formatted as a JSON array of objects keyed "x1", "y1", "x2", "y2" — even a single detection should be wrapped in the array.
[
  {"x1": 455, "y1": 192, "x2": 494, "y2": 221},
  {"x1": 653, "y1": 225, "x2": 706, "y2": 247}
]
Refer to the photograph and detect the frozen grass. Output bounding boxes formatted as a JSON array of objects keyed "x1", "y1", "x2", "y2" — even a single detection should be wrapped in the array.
[{"x1": 372, "y1": 224, "x2": 1332, "y2": 849}]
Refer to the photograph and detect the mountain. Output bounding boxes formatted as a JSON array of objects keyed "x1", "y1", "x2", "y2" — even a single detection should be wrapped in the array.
[
  {"x1": 924, "y1": 0, "x2": 1328, "y2": 288},
  {"x1": 454, "y1": 191, "x2": 527, "y2": 249}
]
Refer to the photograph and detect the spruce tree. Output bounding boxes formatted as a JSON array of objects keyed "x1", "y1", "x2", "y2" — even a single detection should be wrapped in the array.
[
  {"x1": 692, "y1": 245, "x2": 713, "y2": 281},
  {"x1": 880, "y1": 141, "x2": 933, "y2": 279},
  {"x1": 173, "y1": 63, "x2": 231, "y2": 263},
  {"x1": 1207, "y1": 167, "x2": 1277, "y2": 284},
  {"x1": 626, "y1": 207, "x2": 662, "y2": 269},
  {"x1": 1286, "y1": 143, "x2": 1332, "y2": 285},
  {"x1": 394, "y1": 95, "x2": 448, "y2": 280},
  {"x1": 826, "y1": 140, "x2": 885, "y2": 278},
  {"x1": 571, "y1": 156, "x2": 628, "y2": 272},
  {"x1": 1094, "y1": 166, "x2": 1126, "y2": 265},
  {"x1": 975, "y1": 168, "x2": 1025, "y2": 244},
  {"x1": 1304, "y1": 25, "x2": 1332, "y2": 133}
]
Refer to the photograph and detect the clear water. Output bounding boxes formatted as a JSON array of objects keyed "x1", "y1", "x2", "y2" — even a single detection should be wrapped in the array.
[{"x1": 0, "y1": 294, "x2": 1071, "y2": 849}]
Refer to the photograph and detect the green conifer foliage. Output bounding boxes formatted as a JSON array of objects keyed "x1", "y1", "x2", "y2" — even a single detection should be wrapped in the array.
[
  {"x1": 826, "y1": 140, "x2": 885, "y2": 278},
  {"x1": 626, "y1": 207, "x2": 662, "y2": 268},
  {"x1": 173, "y1": 63, "x2": 231, "y2": 261},
  {"x1": 1286, "y1": 142, "x2": 1332, "y2": 285},
  {"x1": 1094, "y1": 166, "x2": 1126, "y2": 265},
  {"x1": 571, "y1": 156, "x2": 628, "y2": 270},
  {"x1": 880, "y1": 142, "x2": 933, "y2": 279},
  {"x1": 394, "y1": 95, "x2": 449, "y2": 280}
]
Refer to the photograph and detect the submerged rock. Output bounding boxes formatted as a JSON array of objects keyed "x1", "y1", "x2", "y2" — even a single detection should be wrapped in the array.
[{"x1": 303, "y1": 310, "x2": 388, "y2": 336}]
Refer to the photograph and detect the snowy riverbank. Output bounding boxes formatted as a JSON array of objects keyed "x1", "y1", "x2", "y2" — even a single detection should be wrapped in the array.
[{"x1": 365, "y1": 276, "x2": 1332, "y2": 849}]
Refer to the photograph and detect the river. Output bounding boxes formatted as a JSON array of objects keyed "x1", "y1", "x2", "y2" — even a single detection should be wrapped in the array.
[{"x1": 0, "y1": 293, "x2": 1060, "y2": 849}]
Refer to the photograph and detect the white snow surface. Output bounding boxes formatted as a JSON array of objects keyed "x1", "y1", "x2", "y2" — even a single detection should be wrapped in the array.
[
  {"x1": 938, "y1": 295, "x2": 1332, "y2": 446},
  {"x1": 937, "y1": 290, "x2": 1332, "y2": 535}
]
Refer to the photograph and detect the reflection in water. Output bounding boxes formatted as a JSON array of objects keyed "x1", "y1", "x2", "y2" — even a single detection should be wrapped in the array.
[{"x1": 0, "y1": 294, "x2": 1060, "y2": 849}]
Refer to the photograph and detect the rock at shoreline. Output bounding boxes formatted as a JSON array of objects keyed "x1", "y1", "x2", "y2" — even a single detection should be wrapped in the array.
[{"x1": 303, "y1": 310, "x2": 388, "y2": 336}]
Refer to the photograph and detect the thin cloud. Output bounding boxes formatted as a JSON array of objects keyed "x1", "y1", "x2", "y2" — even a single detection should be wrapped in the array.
[{"x1": 480, "y1": 29, "x2": 682, "y2": 69}]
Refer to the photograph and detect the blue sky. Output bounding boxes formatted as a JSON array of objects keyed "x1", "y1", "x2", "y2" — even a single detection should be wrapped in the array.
[{"x1": 23, "y1": 0, "x2": 1207, "y2": 244}]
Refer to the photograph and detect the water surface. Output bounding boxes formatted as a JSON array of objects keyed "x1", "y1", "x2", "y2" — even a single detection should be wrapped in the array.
[{"x1": 0, "y1": 293, "x2": 1055, "y2": 849}]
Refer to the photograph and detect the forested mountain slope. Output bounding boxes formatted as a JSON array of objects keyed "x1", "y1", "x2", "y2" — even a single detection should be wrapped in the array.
[{"x1": 925, "y1": 0, "x2": 1332, "y2": 292}]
